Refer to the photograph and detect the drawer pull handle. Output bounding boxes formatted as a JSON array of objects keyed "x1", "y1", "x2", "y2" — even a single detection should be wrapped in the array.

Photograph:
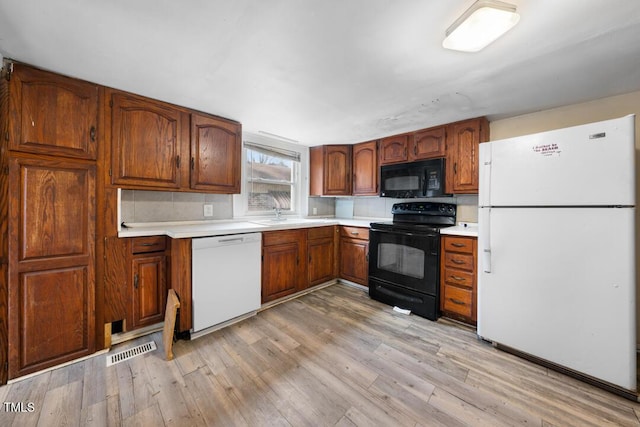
[
  {"x1": 451, "y1": 259, "x2": 465, "y2": 265},
  {"x1": 451, "y1": 243, "x2": 466, "y2": 248},
  {"x1": 140, "y1": 242, "x2": 159, "y2": 246},
  {"x1": 351, "y1": 231, "x2": 359, "y2": 235},
  {"x1": 450, "y1": 275, "x2": 465, "y2": 281},
  {"x1": 449, "y1": 298, "x2": 465, "y2": 305}
]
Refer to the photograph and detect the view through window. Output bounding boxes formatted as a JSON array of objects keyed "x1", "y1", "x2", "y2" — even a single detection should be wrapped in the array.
[{"x1": 245, "y1": 142, "x2": 300, "y2": 214}]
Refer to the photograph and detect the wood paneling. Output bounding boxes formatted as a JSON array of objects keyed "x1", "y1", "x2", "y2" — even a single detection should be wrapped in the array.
[{"x1": 169, "y1": 238, "x2": 192, "y2": 332}]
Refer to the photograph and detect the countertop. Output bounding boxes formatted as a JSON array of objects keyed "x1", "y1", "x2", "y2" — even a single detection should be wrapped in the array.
[
  {"x1": 119, "y1": 217, "x2": 388, "y2": 239},
  {"x1": 440, "y1": 222, "x2": 478, "y2": 237}
]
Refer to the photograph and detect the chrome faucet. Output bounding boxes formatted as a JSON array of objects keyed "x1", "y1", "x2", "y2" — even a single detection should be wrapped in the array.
[{"x1": 274, "y1": 207, "x2": 282, "y2": 220}]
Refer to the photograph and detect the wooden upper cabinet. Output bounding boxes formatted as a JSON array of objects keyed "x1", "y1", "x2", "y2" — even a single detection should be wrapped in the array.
[
  {"x1": 190, "y1": 113, "x2": 241, "y2": 193},
  {"x1": 379, "y1": 134, "x2": 409, "y2": 165},
  {"x1": 309, "y1": 145, "x2": 352, "y2": 196},
  {"x1": 108, "y1": 90, "x2": 188, "y2": 189},
  {"x1": 8, "y1": 63, "x2": 98, "y2": 159},
  {"x1": 445, "y1": 117, "x2": 489, "y2": 194},
  {"x1": 352, "y1": 140, "x2": 378, "y2": 196},
  {"x1": 411, "y1": 126, "x2": 445, "y2": 160}
]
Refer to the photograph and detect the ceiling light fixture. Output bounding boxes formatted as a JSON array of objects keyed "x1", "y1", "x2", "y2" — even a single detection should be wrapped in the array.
[{"x1": 442, "y1": 0, "x2": 520, "y2": 52}]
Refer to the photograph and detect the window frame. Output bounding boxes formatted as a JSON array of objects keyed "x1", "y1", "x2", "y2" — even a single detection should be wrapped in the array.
[{"x1": 233, "y1": 133, "x2": 308, "y2": 218}]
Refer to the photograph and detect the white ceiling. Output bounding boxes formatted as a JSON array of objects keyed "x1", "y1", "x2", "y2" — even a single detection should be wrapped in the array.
[{"x1": 1, "y1": 0, "x2": 639, "y2": 146}]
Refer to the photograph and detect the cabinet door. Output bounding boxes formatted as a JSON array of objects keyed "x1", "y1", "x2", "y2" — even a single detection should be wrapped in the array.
[
  {"x1": 262, "y1": 242, "x2": 302, "y2": 303},
  {"x1": 352, "y1": 140, "x2": 378, "y2": 196},
  {"x1": 446, "y1": 118, "x2": 488, "y2": 194},
  {"x1": 339, "y1": 238, "x2": 368, "y2": 286},
  {"x1": 308, "y1": 237, "x2": 335, "y2": 287},
  {"x1": 411, "y1": 127, "x2": 445, "y2": 160},
  {"x1": 132, "y1": 254, "x2": 167, "y2": 328},
  {"x1": 8, "y1": 157, "x2": 95, "y2": 379},
  {"x1": 8, "y1": 64, "x2": 98, "y2": 159},
  {"x1": 379, "y1": 135, "x2": 408, "y2": 165},
  {"x1": 323, "y1": 145, "x2": 352, "y2": 195},
  {"x1": 109, "y1": 90, "x2": 187, "y2": 189},
  {"x1": 190, "y1": 113, "x2": 241, "y2": 193}
]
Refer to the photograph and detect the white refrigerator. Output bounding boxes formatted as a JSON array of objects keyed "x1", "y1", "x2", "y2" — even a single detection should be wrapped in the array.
[{"x1": 478, "y1": 115, "x2": 636, "y2": 392}]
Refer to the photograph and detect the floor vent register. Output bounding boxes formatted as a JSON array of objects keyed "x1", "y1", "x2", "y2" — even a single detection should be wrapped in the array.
[{"x1": 106, "y1": 341, "x2": 157, "y2": 366}]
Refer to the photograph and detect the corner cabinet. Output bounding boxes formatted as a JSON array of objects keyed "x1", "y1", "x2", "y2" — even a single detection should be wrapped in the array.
[
  {"x1": 106, "y1": 89, "x2": 241, "y2": 193},
  {"x1": 440, "y1": 235, "x2": 477, "y2": 325},
  {"x1": 310, "y1": 145, "x2": 352, "y2": 196},
  {"x1": 445, "y1": 117, "x2": 489, "y2": 194}
]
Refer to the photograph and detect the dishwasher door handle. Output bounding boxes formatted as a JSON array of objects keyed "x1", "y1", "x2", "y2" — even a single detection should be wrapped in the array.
[{"x1": 217, "y1": 237, "x2": 245, "y2": 244}]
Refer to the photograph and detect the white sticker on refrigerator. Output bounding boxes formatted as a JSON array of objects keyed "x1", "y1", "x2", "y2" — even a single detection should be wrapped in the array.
[{"x1": 532, "y1": 143, "x2": 561, "y2": 157}]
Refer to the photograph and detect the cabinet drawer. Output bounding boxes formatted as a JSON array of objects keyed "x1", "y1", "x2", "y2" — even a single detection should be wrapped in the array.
[
  {"x1": 131, "y1": 236, "x2": 166, "y2": 254},
  {"x1": 442, "y1": 285, "x2": 473, "y2": 318},
  {"x1": 444, "y1": 252, "x2": 474, "y2": 271},
  {"x1": 307, "y1": 226, "x2": 335, "y2": 240},
  {"x1": 263, "y1": 230, "x2": 304, "y2": 246},
  {"x1": 443, "y1": 236, "x2": 475, "y2": 254},
  {"x1": 340, "y1": 226, "x2": 369, "y2": 240},
  {"x1": 442, "y1": 267, "x2": 474, "y2": 288}
]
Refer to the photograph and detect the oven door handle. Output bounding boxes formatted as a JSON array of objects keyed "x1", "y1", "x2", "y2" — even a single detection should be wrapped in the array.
[{"x1": 370, "y1": 229, "x2": 437, "y2": 239}]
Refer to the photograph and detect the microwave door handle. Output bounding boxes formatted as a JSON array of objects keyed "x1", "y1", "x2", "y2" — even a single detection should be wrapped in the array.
[{"x1": 422, "y1": 171, "x2": 427, "y2": 197}]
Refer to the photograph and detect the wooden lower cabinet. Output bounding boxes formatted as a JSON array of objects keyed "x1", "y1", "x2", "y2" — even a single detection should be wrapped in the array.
[
  {"x1": 131, "y1": 237, "x2": 167, "y2": 328},
  {"x1": 307, "y1": 226, "x2": 337, "y2": 287},
  {"x1": 440, "y1": 235, "x2": 477, "y2": 325},
  {"x1": 339, "y1": 226, "x2": 369, "y2": 286},
  {"x1": 104, "y1": 236, "x2": 168, "y2": 332},
  {"x1": 262, "y1": 230, "x2": 306, "y2": 303}
]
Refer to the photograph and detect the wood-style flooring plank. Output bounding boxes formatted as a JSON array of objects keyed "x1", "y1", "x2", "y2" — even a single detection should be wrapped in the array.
[{"x1": 0, "y1": 283, "x2": 638, "y2": 427}]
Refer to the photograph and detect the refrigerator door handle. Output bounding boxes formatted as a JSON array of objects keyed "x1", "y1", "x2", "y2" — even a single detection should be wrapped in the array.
[{"x1": 480, "y1": 208, "x2": 491, "y2": 273}]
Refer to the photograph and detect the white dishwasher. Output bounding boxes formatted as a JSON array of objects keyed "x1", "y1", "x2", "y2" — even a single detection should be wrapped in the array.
[{"x1": 191, "y1": 232, "x2": 262, "y2": 337}]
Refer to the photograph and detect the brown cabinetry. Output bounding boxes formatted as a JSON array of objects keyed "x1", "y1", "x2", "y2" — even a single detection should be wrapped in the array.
[
  {"x1": 307, "y1": 226, "x2": 337, "y2": 286},
  {"x1": 108, "y1": 90, "x2": 188, "y2": 189},
  {"x1": 104, "y1": 236, "x2": 167, "y2": 331},
  {"x1": 107, "y1": 89, "x2": 241, "y2": 193},
  {"x1": 310, "y1": 145, "x2": 352, "y2": 196},
  {"x1": 379, "y1": 134, "x2": 409, "y2": 165},
  {"x1": 440, "y1": 235, "x2": 477, "y2": 325},
  {"x1": 7, "y1": 63, "x2": 99, "y2": 160},
  {"x1": 339, "y1": 226, "x2": 369, "y2": 286},
  {"x1": 190, "y1": 113, "x2": 241, "y2": 193},
  {"x1": 352, "y1": 140, "x2": 378, "y2": 196},
  {"x1": 411, "y1": 126, "x2": 446, "y2": 160},
  {"x1": 262, "y1": 229, "x2": 306, "y2": 303},
  {"x1": 445, "y1": 118, "x2": 489, "y2": 194}
]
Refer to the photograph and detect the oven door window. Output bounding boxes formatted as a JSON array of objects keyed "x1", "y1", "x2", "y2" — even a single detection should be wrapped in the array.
[
  {"x1": 368, "y1": 229, "x2": 439, "y2": 295},
  {"x1": 377, "y1": 243, "x2": 424, "y2": 279}
]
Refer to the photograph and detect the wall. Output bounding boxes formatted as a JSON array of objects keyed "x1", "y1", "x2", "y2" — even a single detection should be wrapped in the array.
[{"x1": 488, "y1": 89, "x2": 640, "y2": 346}]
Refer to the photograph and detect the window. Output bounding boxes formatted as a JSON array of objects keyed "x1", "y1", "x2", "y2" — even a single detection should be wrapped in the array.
[{"x1": 244, "y1": 141, "x2": 301, "y2": 215}]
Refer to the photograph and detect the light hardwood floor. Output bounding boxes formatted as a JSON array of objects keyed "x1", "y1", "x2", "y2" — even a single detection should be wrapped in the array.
[{"x1": 1, "y1": 283, "x2": 639, "y2": 426}]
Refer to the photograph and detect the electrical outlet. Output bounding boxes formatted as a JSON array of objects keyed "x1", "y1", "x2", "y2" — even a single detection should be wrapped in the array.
[
  {"x1": 313, "y1": 207, "x2": 318, "y2": 215},
  {"x1": 203, "y1": 204, "x2": 214, "y2": 217}
]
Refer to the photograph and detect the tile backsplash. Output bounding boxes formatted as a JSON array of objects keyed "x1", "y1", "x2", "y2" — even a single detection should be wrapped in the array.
[{"x1": 121, "y1": 190, "x2": 233, "y2": 223}]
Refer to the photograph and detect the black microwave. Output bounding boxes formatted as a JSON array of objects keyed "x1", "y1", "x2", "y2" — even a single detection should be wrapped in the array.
[{"x1": 379, "y1": 158, "x2": 447, "y2": 198}]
